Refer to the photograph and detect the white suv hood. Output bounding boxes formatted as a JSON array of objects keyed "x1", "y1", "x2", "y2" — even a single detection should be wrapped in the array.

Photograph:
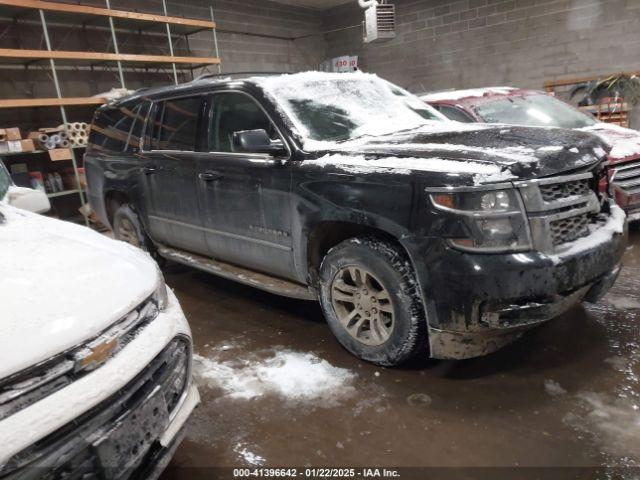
[{"x1": 0, "y1": 205, "x2": 158, "y2": 379}]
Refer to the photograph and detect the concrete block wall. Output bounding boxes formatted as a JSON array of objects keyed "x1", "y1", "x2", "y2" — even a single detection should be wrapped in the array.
[{"x1": 323, "y1": 0, "x2": 640, "y2": 94}]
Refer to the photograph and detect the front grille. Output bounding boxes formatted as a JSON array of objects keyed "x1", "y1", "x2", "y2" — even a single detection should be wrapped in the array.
[
  {"x1": 0, "y1": 298, "x2": 159, "y2": 422},
  {"x1": 1, "y1": 337, "x2": 191, "y2": 480},
  {"x1": 612, "y1": 160, "x2": 640, "y2": 195},
  {"x1": 550, "y1": 213, "x2": 590, "y2": 245},
  {"x1": 539, "y1": 178, "x2": 591, "y2": 202},
  {"x1": 516, "y1": 172, "x2": 602, "y2": 252}
]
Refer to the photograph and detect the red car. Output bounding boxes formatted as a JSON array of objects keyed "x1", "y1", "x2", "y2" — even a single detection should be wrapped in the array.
[{"x1": 421, "y1": 87, "x2": 640, "y2": 221}]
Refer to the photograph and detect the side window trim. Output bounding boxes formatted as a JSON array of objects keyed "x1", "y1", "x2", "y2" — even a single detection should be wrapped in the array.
[
  {"x1": 205, "y1": 89, "x2": 291, "y2": 160},
  {"x1": 123, "y1": 103, "x2": 142, "y2": 152}
]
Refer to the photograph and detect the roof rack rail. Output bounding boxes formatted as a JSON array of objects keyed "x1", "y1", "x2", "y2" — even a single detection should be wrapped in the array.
[{"x1": 194, "y1": 71, "x2": 288, "y2": 82}]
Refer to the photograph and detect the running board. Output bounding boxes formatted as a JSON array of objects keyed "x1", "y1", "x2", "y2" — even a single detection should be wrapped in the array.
[{"x1": 157, "y1": 246, "x2": 316, "y2": 301}]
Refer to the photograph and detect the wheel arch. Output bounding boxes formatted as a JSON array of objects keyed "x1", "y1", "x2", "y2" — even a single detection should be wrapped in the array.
[
  {"x1": 306, "y1": 220, "x2": 415, "y2": 288},
  {"x1": 104, "y1": 189, "x2": 132, "y2": 228}
]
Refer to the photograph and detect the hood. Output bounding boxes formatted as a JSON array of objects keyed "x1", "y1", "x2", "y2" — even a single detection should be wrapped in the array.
[
  {"x1": 579, "y1": 123, "x2": 640, "y2": 162},
  {"x1": 0, "y1": 206, "x2": 158, "y2": 379},
  {"x1": 313, "y1": 124, "x2": 609, "y2": 182}
]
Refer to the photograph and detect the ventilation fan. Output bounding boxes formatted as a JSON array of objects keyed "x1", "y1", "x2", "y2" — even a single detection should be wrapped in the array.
[{"x1": 360, "y1": 0, "x2": 396, "y2": 43}]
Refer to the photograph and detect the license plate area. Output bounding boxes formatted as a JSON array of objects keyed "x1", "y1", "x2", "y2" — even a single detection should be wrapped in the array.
[{"x1": 93, "y1": 388, "x2": 169, "y2": 478}]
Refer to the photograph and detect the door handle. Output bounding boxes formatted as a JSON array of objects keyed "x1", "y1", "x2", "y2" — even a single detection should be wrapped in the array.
[
  {"x1": 141, "y1": 166, "x2": 158, "y2": 175},
  {"x1": 199, "y1": 171, "x2": 223, "y2": 182}
]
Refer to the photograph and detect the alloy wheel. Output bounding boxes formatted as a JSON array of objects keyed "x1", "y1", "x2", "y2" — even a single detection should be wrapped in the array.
[{"x1": 330, "y1": 265, "x2": 395, "y2": 346}]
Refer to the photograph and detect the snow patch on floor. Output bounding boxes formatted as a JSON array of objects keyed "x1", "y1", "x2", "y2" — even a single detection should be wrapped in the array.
[
  {"x1": 564, "y1": 391, "x2": 640, "y2": 465},
  {"x1": 234, "y1": 443, "x2": 266, "y2": 466},
  {"x1": 603, "y1": 294, "x2": 640, "y2": 310},
  {"x1": 544, "y1": 379, "x2": 567, "y2": 397},
  {"x1": 193, "y1": 348, "x2": 357, "y2": 406}
]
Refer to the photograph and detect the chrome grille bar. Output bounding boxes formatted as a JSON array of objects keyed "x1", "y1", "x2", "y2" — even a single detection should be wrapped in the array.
[
  {"x1": 612, "y1": 161, "x2": 640, "y2": 194},
  {"x1": 514, "y1": 172, "x2": 600, "y2": 252}
]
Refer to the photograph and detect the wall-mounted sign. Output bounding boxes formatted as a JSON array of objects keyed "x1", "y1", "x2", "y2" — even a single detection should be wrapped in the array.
[{"x1": 320, "y1": 55, "x2": 359, "y2": 73}]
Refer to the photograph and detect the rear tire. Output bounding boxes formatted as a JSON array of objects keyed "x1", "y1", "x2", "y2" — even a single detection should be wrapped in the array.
[
  {"x1": 112, "y1": 205, "x2": 163, "y2": 264},
  {"x1": 318, "y1": 237, "x2": 427, "y2": 366}
]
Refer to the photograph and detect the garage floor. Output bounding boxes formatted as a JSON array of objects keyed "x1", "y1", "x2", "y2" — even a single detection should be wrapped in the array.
[{"x1": 162, "y1": 225, "x2": 640, "y2": 475}]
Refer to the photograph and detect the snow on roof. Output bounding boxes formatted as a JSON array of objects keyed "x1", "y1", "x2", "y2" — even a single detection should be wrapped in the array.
[{"x1": 421, "y1": 87, "x2": 518, "y2": 102}]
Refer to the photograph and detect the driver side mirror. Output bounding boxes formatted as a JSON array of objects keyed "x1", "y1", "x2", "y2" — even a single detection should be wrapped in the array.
[
  {"x1": 7, "y1": 186, "x2": 51, "y2": 214},
  {"x1": 232, "y1": 129, "x2": 286, "y2": 156}
]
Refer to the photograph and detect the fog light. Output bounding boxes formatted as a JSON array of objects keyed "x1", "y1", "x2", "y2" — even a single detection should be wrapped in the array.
[{"x1": 480, "y1": 218, "x2": 513, "y2": 236}]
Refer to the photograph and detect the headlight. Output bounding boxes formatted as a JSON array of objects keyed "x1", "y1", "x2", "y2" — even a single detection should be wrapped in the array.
[
  {"x1": 431, "y1": 188, "x2": 532, "y2": 252},
  {"x1": 480, "y1": 191, "x2": 511, "y2": 211},
  {"x1": 152, "y1": 264, "x2": 169, "y2": 310}
]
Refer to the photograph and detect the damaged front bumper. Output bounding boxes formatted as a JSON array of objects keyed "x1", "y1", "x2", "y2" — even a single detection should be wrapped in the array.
[{"x1": 406, "y1": 210, "x2": 628, "y2": 360}]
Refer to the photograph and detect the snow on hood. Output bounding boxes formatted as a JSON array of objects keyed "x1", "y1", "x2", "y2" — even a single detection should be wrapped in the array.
[
  {"x1": 579, "y1": 123, "x2": 640, "y2": 160},
  {"x1": 303, "y1": 124, "x2": 608, "y2": 184},
  {"x1": 251, "y1": 72, "x2": 607, "y2": 183},
  {"x1": 420, "y1": 87, "x2": 517, "y2": 102},
  {"x1": 0, "y1": 206, "x2": 158, "y2": 379},
  {"x1": 306, "y1": 154, "x2": 515, "y2": 185}
]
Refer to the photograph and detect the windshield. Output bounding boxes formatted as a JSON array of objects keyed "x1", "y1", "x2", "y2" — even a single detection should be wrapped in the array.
[
  {"x1": 0, "y1": 161, "x2": 10, "y2": 201},
  {"x1": 257, "y1": 72, "x2": 447, "y2": 144},
  {"x1": 474, "y1": 93, "x2": 597, "y2": 129}
]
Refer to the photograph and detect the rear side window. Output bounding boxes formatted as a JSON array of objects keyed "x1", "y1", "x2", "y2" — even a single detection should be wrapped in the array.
[
  {"x1": 89, "y1": 105, "x2": 138, "y2": 153},
  {"x1": 150, "y1": 96, "x2": 202, "y2": 151}
]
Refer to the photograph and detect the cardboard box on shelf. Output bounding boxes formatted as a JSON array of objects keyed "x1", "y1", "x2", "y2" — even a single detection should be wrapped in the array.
[
  {"x1": 0, "y1": 139, "x2": 35, "y2": 154},
  {"x1": 39, "y1": 127, "x2": 62, "y2": 134},
  {"x1": 49, "y1": 148, "x2": 73, "y2": 161},
  {"x1": 0, "y1": 128, "x2": 22, "y2": 141},
  {"x1": 61, "y1": 167, "x2": 86, "y2": 190}
]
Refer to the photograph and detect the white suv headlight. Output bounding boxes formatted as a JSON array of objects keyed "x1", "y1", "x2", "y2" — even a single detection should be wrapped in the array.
[{"x1": 152, "y1": 265, "x2": 169, "y2": 310}]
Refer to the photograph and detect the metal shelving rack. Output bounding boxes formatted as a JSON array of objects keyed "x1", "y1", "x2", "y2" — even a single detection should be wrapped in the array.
[{"x1": 0, "y1": 0, "x2": 221, "y2": 225}]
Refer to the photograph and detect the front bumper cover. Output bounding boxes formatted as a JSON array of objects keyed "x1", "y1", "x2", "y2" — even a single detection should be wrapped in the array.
[
  {"x1": 427, "y1": 264, "x2": 621, "y2": 360},
  {"x1": 405, "y1": 210, "x2": 628, "y2": 360},
  {"x1": 0, "y1": 291, "x2": 197, "y2": 473}
]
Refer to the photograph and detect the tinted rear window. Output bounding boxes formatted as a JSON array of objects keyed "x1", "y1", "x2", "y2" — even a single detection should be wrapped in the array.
[{"x1": 89, "y1": 102, "x2": 149, "y2": 153}]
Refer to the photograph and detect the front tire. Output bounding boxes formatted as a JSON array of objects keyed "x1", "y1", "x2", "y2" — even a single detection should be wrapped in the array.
[{"x1": 318, "y1": 237, "x2": 427, "y2": 366}]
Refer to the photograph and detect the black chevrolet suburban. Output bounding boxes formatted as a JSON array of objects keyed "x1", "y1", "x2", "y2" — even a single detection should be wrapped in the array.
[{"x1": 85, "y1": 72, "x2": 627, "y2": 366}]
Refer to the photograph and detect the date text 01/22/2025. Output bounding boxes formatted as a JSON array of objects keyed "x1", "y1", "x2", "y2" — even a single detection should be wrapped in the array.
[{"x1": 233, "y1": 468, "x2": 401, "y2": 478}]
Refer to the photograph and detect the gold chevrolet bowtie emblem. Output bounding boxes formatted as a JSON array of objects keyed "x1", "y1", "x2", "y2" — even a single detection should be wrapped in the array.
[{"x1": 76, "y1": 338, "x2": 118, "y2": 371}]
